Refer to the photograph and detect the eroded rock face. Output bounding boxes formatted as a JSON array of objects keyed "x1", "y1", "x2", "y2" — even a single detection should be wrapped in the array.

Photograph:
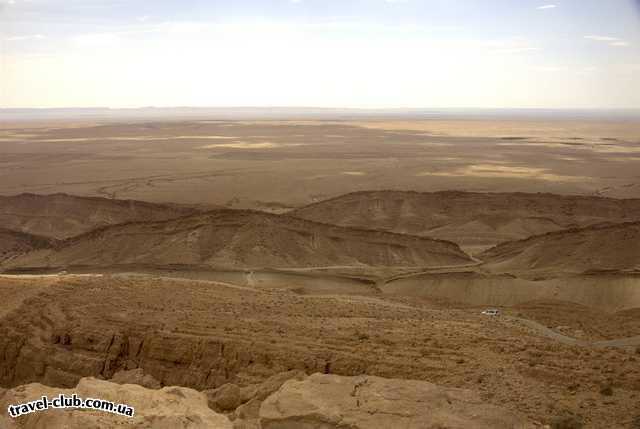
[
  {"x1": 259, "y1": 373, "x2": 537, "y2": 429},
  {"x1": 110, "y1": 368, "x2": 162, "y2": 390},
  {"x1": 205, "y1": 370, "x2": 307, "y2": 414},
  {"x1": 0, "y1": 377, "x2": 232, "y2": 429},
  {"x1": 209, "y1": 370, "x2": 307, "y2": 429}
]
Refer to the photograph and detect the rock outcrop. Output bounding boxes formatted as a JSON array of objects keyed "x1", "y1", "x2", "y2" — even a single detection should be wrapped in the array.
[
  {"x1": 0, "y1": 377, "x2": 232, "y2": 428},
  {"x1": 0, "y1": 373, "x2": 539, "y2": 428},
  {"x1": 205, "y1": 370, "x2": 307, "y2": 428},
  {"x1": 110, "y1": 368, "x2": 162, "y2": 389},
  {"x1": 259, "y1": 373, "x2": 537, "y2": 429}
]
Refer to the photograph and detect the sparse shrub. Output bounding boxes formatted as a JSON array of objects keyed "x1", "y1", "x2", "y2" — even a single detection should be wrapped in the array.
[
  {"x1": 567, "y1": 382, "x2": 580, "y2": 392},
  {"x1": 599, "y1": 382, "x2": 613, "y2": 396},
  {"x1": 355, "y1": 330, "x2": 369, "y2": 341},
  {"x1": 379, "y1": 338, "x2": 394, "y2": 346},
  {"x1": 550, "y1": 414, "x2": 584, "y2": 429}
]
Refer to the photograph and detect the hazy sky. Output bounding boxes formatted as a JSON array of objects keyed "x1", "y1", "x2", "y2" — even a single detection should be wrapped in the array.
[{"x1": 2, "y1": 0, "x2": 639, "y2": 109}]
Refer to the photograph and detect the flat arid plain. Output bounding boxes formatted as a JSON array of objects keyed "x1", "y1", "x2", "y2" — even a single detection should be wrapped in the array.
[{"x1": 1, "y1": 115, "x2": 640, "y2": 428}]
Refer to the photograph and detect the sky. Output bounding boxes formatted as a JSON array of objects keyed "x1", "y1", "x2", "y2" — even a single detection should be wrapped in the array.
[{"x1": 1, "y1": 0, "x2": 640, "y2": 109}]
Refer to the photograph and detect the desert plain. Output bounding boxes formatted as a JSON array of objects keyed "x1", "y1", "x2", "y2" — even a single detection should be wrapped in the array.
[{"x1": 1, "y1": 114, "x2": 640, "y2": 428}]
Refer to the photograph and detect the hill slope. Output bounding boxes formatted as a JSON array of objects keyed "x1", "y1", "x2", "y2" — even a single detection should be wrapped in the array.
[
  {"x1": 5, "y1": 210, "x2": 472, "y2": 269},
  {"x1": 0, "y1": 228, "x2": 54, "y2": 263},
  {"x1": 291, "y1": 191, "x2": 640, "y2": 253},
  {"x1": 0, "y1": 193, "x2": 199, "y2": 239},
  {"x1": 479, "y1": 222, "x2": 640, "y2": 275}
]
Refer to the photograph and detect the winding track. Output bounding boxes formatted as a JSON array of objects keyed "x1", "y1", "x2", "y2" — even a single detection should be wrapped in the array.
[
  {"x1": 507, "y1": 316, "x2": 640, "y2": 350},
  {"x1": 109, "y1": 270, "x2": 640, "y2": 351}
]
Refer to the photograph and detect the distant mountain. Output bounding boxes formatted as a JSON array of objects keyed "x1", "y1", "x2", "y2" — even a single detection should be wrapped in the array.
[
  {"x1": 290, "y1": 191, "x2": 640, "y2": 253},
  {"x1": 479, "y1": 222, "x2": 640, "y2": 275},
  {"x1": 2, "y1": 107, "x2": 638, "y2": 121},
  {"x1": 0, "y1": 193, "x2": 199, "y2": 240},
  {"x1": 4, "y1": 210, "x2": 472, "y2": 270}
]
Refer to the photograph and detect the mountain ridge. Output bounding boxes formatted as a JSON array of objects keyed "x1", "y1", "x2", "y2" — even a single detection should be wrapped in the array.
[
  {"x1": 4, "y1": 209, "x2": 472, "y2": 270},
  {"x1": 290, "y1": 190, "x2": 640, "y2": 253}
]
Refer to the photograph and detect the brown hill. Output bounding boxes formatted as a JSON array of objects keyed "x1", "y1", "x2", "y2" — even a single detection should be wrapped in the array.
[
  {"x1": 479, "y1": 222, "x2": 640, "y2": 275},
  {"x1": 0, "y1": 228, "x2": 54, "y2": 263},
  {"x1": 5, "y1": 210, "x2": 472, "y2": 270},
  {"x1": 0, "y1": 193, "x2": 199, "y2": 239},
  {"x1": 291, "y1": 191, "x2": 640, "y2": 253}
]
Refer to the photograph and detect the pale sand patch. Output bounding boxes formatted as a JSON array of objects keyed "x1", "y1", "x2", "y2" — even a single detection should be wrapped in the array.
[
  {"x1": 497, "y1": 142, "x2": 574, "y2": 149},
  {"x1": 416, "y1": 142, "x2": 453, "y2": 147},
  {"x1": 590, "y1": 145, "x2": 640, "y2": 153},
  {"x1": 35, "y1": 135, "x2": 239, "y2": 142},
  {"x1": 0, "y1": 133, "x2": 41, "y2": 142},
  {"x1": 498, "y1": 141, "x2": 640, "y2": 153},
  {"x1": 200, "y1": 142, "x2": 278, "y2": 149},
  {"x1": 606, "y1": 156, "x2": 640, "y2": 162},
  {"x1": 0, "y1": 274, "x2": 103, "y2": 279},
  {"x1": 199, "y1": 142, "x2": 306, "y2": 149},
  {"x1": 554, "y1": 156, "x2": 584, "y2": 162},
  {"x1": 350, "y1": 120, "x2": 640, "y2": 140},
  {"x1": 428, "y1": 157, "x2": 462, "y2": 162},
  {"x1": 417, "y1": 164, "x2": 588, "y2": 182},
  {"x1": 1, "y1": 133, "x2": 40, "y2": 137},
  {"x1": 172, "y1": 135, "x2": 237, "y2": 140},
  {"x1": 341, "y1": 171, "x2": 366, "y2": 176}
]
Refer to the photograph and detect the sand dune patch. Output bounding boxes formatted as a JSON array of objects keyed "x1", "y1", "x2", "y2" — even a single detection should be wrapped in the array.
[
  {"x1": 417, "y1": 164, "x2": 588, "y2": 182},
  {"x1": 607, "y1": 156, "x2": 640, "y2": 162}
]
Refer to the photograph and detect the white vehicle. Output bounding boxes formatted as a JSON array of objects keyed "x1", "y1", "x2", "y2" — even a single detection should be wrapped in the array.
[{"x1": 481, "y1": 309, "x2": 500, "y2": 316}]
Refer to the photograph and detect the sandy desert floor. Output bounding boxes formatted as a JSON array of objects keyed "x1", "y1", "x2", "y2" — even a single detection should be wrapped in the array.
[
  {"x1": 1, "y1": 119, "x2": 639, "y2": 212},
  {"x1": 1, "y1": 117, "x2": 640, "y2": 428}
]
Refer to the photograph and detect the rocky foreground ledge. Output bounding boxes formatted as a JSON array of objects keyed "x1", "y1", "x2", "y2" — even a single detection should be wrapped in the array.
[{"x1": 1, "y1": 371, "x2": 540, "y2": 428}]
